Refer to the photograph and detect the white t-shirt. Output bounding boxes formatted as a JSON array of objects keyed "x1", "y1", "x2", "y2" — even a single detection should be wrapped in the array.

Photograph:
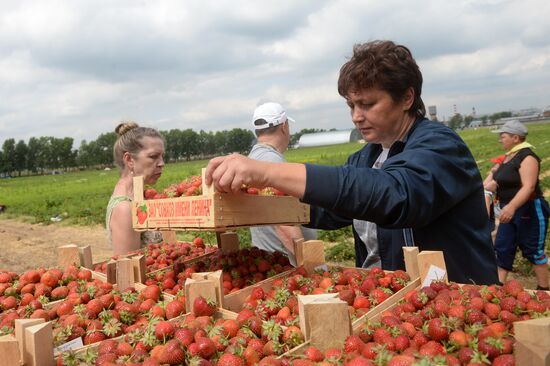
[{"x1": 352, "y1": 147, "x2": 389, "y2": 268}]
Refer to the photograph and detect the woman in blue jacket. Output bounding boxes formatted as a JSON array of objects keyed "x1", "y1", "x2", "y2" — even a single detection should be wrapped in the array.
[{"x1": 205, "y1": 40, "x2": 499, "y2": 285}]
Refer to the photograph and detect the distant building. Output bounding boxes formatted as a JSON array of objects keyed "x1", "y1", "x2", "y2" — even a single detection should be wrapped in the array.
[
  {"x1": 496, "y1": 114, "x2": 543, "y2": 125},
  {"x1": 544, "y1": 106, "x2": 550, "y2": 118},
  {"x1": 469, "y1": 120, "x2": 483, "y2": 128},
  {"x1": 428, "y1": 105, "x2": 438, "y2": 121},
  {"x1": 297, "y1": 129, "x2": 362, "y2": 148}
]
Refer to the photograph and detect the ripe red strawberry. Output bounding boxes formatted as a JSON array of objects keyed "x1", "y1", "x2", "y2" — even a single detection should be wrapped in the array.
[
  {"x1": 503, "y1": 279, "x2": 523, "y2": 297},
  {"x1": 218, "y1": 353, "x2": 246, "y2": 366},
  {"x1": 499, "y1": 297, "x2": 518, "y2": 313},
  {"x1": 387, "y1": 355, "x2": 415, "y2": 366},
  {"x1": 116, "y1": 342, "x2": 134, "y2": 356},
  {"x1": 449, "y1": 330, "x2": 470, "y2": 347},
  {"x1": 97, "y1": 339, "x2": 118, "y2": 355},
  {"x1": 140, "y1": 285, "x2": 161, "y2": 302},
  {"x1": 165, "y1": 300, "x2": 186, "y2": 319},
  {"x1": 155, "y1": 321, "x2": 175, "y2": 340},
  {"x1": 465, "y1": 309, "x2": 486, "y2": 325},
  {"x1": 344, "y1": 334, "x2": 366, "y2": 353},
  {"x1": 193, "y1": 237, "x2": 205, "y2": 248},
  {"x1": 427, "y1": 318, "x2": 449, "y2": 341},
  {"x1": 193, "y1": 296, "x2": 216, "y2": 316},
  {"x1": 83, "y1": 330, "x2": 106, "y2": 345},
  {"x1": 457, "y1": 347, "x2": 474, "y2": 364},
  {"x1": 499, "y1": 310, "x2": 519, "y2": 325},
  {"x1": 195, "y1": 337, "x2": 216, "y2": 359},
  {"x1": 250, "y1": 287, "x2": 266, "y2": 301},
  {"x1": 158, "y1": 339, "x2": 185, "y2": 365},
  {"x1": 418, "y1": 340, "x2": 445, "y2": 357},
  {"x1": 303, "y1": 346, "x2": 324, "y2": 362},
  {"x1": 483, "y1": 302, "x2": 501, "y2": 320},
  {"x1": 492, "y1": 353, "x2": 515, "y2": 366}
]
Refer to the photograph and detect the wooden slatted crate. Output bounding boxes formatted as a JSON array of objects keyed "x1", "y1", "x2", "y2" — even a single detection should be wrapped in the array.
[{"x1": 131, "y1": 175, "x2": 310, "y2": 231}]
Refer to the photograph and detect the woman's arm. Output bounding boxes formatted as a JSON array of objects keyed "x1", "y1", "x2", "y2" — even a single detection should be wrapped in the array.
[
  {"x1": 498, "y1": 155, "x2": 539, "y2": 223},
  {"x1": 110, "y1": 201, "x2": 141, "y2": 255}
]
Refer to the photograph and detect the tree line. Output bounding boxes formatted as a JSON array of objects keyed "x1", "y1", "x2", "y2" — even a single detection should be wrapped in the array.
[{"x1": 0, "y1": 127, "x2": 327, "y2": 177}]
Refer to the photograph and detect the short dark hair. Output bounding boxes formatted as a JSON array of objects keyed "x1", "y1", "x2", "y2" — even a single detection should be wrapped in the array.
[{"x1": 338, "y1": 40, "x2": 425, "y2": 118}]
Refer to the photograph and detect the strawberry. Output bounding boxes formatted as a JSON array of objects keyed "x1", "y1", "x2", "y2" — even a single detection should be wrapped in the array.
[
  {"x1": 195, "y1": 337, "x2": 216, "y2": 359},
  {"x1": 250, "y1": 287, "x2": 266, "y2": 301},
  {"x1": 217, "y1": 353, "x2": 246, "y2": 366},
  {"x1": 158, "y1": 339, "x2": 185, "y2": 365},
  {"x1": 427, "y1": 318, "x2": 449, "y2": 341},
  {"x1": 387, "y1": 355, "x2": 415, "y2": 366},
  {"x1": 83, "y1": 330, "x2": 106, "y2": 345},
  {"x1": 344, "y1": 335, "x2": 365, "y2": 353},
  {"x1": 165, "y1": 300, "x2": 186, "y2": 319},
  {"x1": 222, "y1": 319, "x2": 240, "y2": 338},
  {"x1": 116, "y1": 342, "x2": 134, "y2": 356},
  {"x1": 97, "y1": 339, "x2": 119, "y2": 355},
  {"x1": 418, "y1": 340, "x2": 445, "y2": 357},
  {"x1": 193, "y1": 296, "x2": 216, "y2": 316},
  {"x1": 140, "y1": 285, "x2": 161, "y2": 302},
  {"x1": 492, "y1": 354, "x2": 515, "y2": 366},
  {"x1": 483, "y1": 302, "x2": 501, "y2": 320},
  {"x1": 155, "y1": 321, "x2": 175, "y2": 340},
  {"x1": 303, "y1": 346, "x2": 324, "y2": 362},
  {"x1": 503, "y1": 279, "x2": 523, "y2": 297}
]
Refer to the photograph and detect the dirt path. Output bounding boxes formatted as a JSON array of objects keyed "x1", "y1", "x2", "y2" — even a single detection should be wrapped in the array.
[{"x1": 0, "y1": 218, "x2": 113, "y2": 273}]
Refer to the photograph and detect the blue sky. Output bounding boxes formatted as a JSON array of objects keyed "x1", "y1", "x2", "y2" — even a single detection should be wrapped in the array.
[{"x1": 1, "y1": 0, "x2": 549, "y2": 146}]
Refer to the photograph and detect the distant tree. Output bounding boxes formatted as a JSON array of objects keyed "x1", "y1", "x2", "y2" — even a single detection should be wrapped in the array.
[
  {"x1": 13, "y1": 140, "x2": 28, "y2": 176},
  {"x1": 481, "y1": 116, "x2": 489, "y2": 126},
  {"x1": 214, "y1": 131, "x2": 228, "y2": 155},
  {"x1": 2, "y1": 139, "x2": 16, "y2": 175},
  {"x1": 56, "y1": 137, "x2": 75, "y2": 169},
  {"x1": 464, "y1": 115, "x2": 474, "y2": 128},
  {"x1": 27, "y1": 137, "x2": 41, "y2": 173},
  {"x1": 95, "y1": 132, "x2": 117, "y2": 166},
  {"x1": 0, "y1": 150, "x2": 5, "y2": 175},
  {"x1": 198, "y1": 130, "x2": 217, "y2": 157},
  {"x1": 448, "y1": 114, "x2": 464, "y2": 130},
  {"x1": 162, "y1": 129, "x2": 183, "y2": 163},
  {"x1": 180, "y1": 129, "x2": 200, "y2": 161},
  {"x1": 226, "y1": 128, "x2": 255, "y2": 154}
]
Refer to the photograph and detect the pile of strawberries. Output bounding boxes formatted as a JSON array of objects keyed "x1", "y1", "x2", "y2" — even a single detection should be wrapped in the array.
[
  {"x1": 92, "y1": 237, "x2": 216, "y2": 273},
  {"x1": 145, "y1": 247, "x2": 293, "y2": 296},
  {"x1": 143, "y1": 175, "x2": 203, "y2": 199},
  {"x1": 0, "y1": 265, "x2": 99, "y2": 329},
  {"x1": 238, "y1": 266, "x2": 411, "y2": 326},
  {"x1": 284, "y1": 279, "x2": 550, "y2": 365},
  {"x1": 57, "y1": 295, "x2": 305, "y2": 366}
]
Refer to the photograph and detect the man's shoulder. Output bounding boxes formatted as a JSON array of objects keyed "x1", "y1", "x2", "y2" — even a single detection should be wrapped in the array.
[{"x1": 249, "y1": 144, "x2": 285, "y2": 162}]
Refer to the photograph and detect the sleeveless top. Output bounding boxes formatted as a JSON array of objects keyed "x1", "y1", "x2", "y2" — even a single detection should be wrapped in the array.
[
  {"x1": 493, "y1": 148, "x2": 543, "y2": 206},
  {"x1": 105, "y1": 195, "x2": 163, "y2": 248}
]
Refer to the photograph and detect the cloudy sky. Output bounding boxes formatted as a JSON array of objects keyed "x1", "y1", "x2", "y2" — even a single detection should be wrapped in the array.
[{"x1": 1, "y1": 0, "x2": 549, "y2": 147}]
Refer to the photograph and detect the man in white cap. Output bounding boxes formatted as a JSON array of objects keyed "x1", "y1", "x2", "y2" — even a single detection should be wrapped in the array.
[{"x1": 248, "y1": 102, "x2": 317, "y2": 265}]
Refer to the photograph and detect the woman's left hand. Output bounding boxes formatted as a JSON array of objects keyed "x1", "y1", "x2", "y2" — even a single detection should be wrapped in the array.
[{"x1": 499, "y1": 205, "x2": 515, "y2": 224}]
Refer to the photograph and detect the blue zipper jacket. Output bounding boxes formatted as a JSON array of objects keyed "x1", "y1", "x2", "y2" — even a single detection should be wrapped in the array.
[{"x1": 303, "y1": 118, "x2": 499, "y2": 285}]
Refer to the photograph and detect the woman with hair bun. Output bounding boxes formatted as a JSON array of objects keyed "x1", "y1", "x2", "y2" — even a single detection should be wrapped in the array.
[{"x1": 106, "y1": 121, "x2": 165, "y2": 255}]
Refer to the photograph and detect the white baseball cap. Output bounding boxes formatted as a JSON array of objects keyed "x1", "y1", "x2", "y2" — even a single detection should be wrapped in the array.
[{"x1": 252, "y1": 102, "x2": 294, "y2": 130}]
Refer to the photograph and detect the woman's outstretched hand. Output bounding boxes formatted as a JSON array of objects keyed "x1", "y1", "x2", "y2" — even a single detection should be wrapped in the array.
[{"x1": 204, "y1": 153, "x2": 267, "y2": 194}]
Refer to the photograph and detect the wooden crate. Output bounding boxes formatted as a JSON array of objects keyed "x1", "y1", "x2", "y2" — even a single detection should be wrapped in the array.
[
  {"x1": 223, "y1": 265, "x2": 417, "y2": 330},
  {"x1": 132, "y1": 175, "x2": 310, "y2": 231}
]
